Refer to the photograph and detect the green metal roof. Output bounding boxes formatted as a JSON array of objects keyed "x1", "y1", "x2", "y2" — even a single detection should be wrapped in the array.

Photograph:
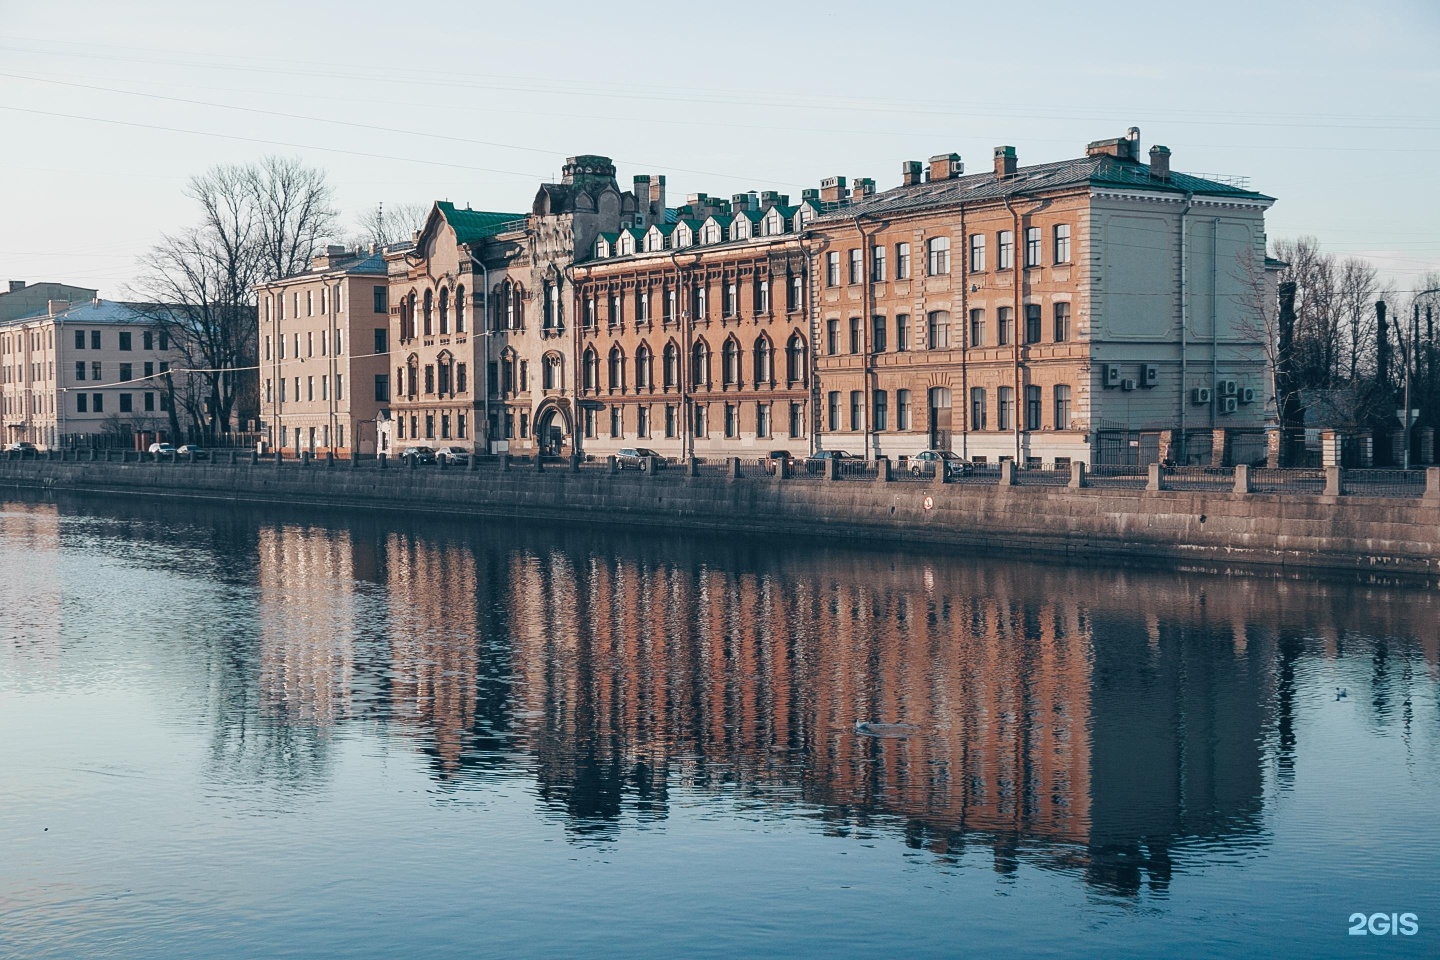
[{"x1": 435, "y1": 202, "x2": 526, "y2": 244}]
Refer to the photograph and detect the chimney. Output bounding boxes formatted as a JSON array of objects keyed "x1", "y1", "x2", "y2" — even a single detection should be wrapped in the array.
[
  {"x1": 801, "y1": 188, "x2": 820, "y2": 204},
  {"x1": 731, "y1": 192, "x2": 752, "y2": 213},
  {"x1": 1149, "y1": 145, "x2": 1171, "y2": 180},
  {"x1": 1087, "y1": 129, "x2": 1143, "y2": 161},
  {"x1": 327, "y1": 244, "x2": 346, "y2": 257},
  {"x1": 1126, "y1": 126, "x2": 1142, "y2": 160},
  {"x1": 928, "y1": 153, "x2": 963, "y2": 182},
  {"x1": 47, "y1": 300, "x2": 70, "y2": 316},
  {"x1": 649, "y1": 174, "x2": 666, "y2": 219},
  {"x1": 852, "y1": 178, "x2": 876, "y2": 199},
  {"x1": 901, "y1": 161, "x2": 922, "y2": 187},
  {"x1": 7, "y1": 280, "x2": 25, "y2": 293},
  {"x1": 819, "y1": 176, "x2": 848, "y2": 203},
  {"x1": 994, "y1": 146, "x2": 1017, "y2": 179}
]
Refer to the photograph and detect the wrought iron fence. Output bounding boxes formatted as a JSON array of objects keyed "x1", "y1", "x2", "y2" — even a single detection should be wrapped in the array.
[
  {"x1": 1015, "y1": 467, "x2": 1069, "y2": 487},
  {"x1": 1342, "y1": 469, "x2": 1426, "y2": 498},
  {"x1": 1087, "y1": 464, "x2": 1147, "y2": 490},
  {"x1": 1250, "y1": 468, "x2": 1325, "y2": 495},
  {"x1": 1162, "y1": 466, "x2": 1234, "y2": 492}
]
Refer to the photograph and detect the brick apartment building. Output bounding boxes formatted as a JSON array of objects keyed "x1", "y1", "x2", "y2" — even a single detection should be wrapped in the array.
[{"x1": 806, "y1": 129, "x2": 1276, "y2": 467}]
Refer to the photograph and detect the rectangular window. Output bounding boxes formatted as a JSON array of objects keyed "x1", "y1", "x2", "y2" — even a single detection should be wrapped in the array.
[
  {"x1": 456, "y1": 363, "x2": 466, "y2": 394},
  {"x1": 92, "y1": 392, "x2": 104, "y2": 413},
  {"x1": 279, "y1": 379, "x2": 286, "y2": 403},
  {"x1": 75, "y1": 330, "x2": 85, "y2": 349},
  {"x1": 693, "y1": 404, "x2": 708, "y2": 438},
  {"x1": 789, "y1": 401, "x2": 804, "y2": 438},
  {"x1": 584, "y1": 408, "x2": 596, "y2": 439},
  {"x1": 119, "y1": 363, "x2": 132, "y2": 383},
  {"x1": 77, "y1": 393, "x2": 87, "y2": 413},
  {"x1": 119, "y1": 331, "x2": 132, "y2": 351},
  {"x1": 896, "y1": 389, "x2": 911, "y2": 430},
  {"x1": 144, "y1": 330, "x2": 154, "y2": 350},
  {"x1": 424, "y1": 365, "x2": 435, "y2": 394},
  {"x1": 1054, "y1": 384, "x2": 1072, "y2": 429},
  {"x1": 826, "y1": 252, "x2": 840, "y2": 287},
  {"x1": 279, "y1": 335, "x2": 286, "y2": 360},
  {"x1": 92, "y1": 361, "x2": 101, "y2": 381},
  {"x1": 75, "y1": 361, "x2": 85, "y2": 381},
  {"x1": 970, "y1": 234, "x2": 986, "y2": 272},
  {"x1": 970, "y1": 387, "x2": 987, "y2": 430},
  {"x1": 441, "y1": 414, "x2": 451, "y2": 440},
  {"x1": 998, "y1": 307, "x2": 1014, "y2": 346},
  {"x1": 873, "y1": 390, "x2": 888, "y2": 432},
  {"x1": 1053, "y1": 302, "x2": 1071, "y2": 342},
  {"x1": 896, "y1": 243, "x2": 911, "y2": 280},
  {"x1": 1025, "y1": 384, "x2": 1042, "y2": 430},
  {"x1": 307, "y1": 376, "x2": 314, "y2": 401},
  {"x1": 1054, "y1": 224, "x2": 1071, "y2": 264},
  {"x1": 848, "y1": 248, "x2": 862, "y2": 285},
  {"x1": 998, "y1": 386, "x2": 1014, "y2": 430},
  {"x1": 457, "y1": 414, "x2": 466, "y2": 439},
  {"x1": 827, "y1": 391, "x2": 840, "y2": 432},
  {"x1": 827, "y1": 319, "x2": 840, "y2": 356},
  {"x1": 969, "y1": 309, "x2": 986, "y2": 348},
  {"x1": 724, "y1": 403, "x2": 738, "y2": 438},
  {"x1": 307, "y1": 332, "x2": 314, "y2": 357},
  {"x1": 927, "y1": 236, "x2": 950, "y2": 276},
  {"x1": 610, "y1": 407, "x2": 622, "y2": 438},
  {"x1": 91, "y1": 330, "x2": 101, "y2": 349},
  {"x1": 144, "y1": 392, "x2": 155, "y2": 412},
  {"x1": 1025, "y1": 304, "x2": 1042, "y2": 344},
  {"x1": 998, "y1": 231, "x2": 1014, "y2": 270},
  {"x1": 321, "y1": 376, "x2": 329, "y2": 401},
  {"x1": 1025, "y1": 227, "x2": 1042, "y2": 268},
  {"x1": 144, "y1": 361, "x2": 153, "y2": 377},
  {"x1": 871, "y1": 246, "x2": 886, "y2": 282},
  {"x1": 665, "y1": 404, "x2": 677, "y2": 438},
  {"x1": 756, "y1": 402, "x2": 770, "y2": 438},
  {"x1": 120, "y1": 393, "x2": 133, "y2": 413},
  {"x1": 425, "y1": 414, "x2": 435, "y2": 439},
  {"x1": 638, "y1": 405, "x2": 650, "y2": 438},
  {"x1": 896, "y1": 314, "x2": 910, "y2": 351},
  {"x1": 927, "y1": 311, "x2": 951, "y2": 349},
  {"x1": 159, "y1": 332, "x2": 169, "y2": 350},
  {"x1": 849, "y1": 317, "x2": 862, "y2": 355},
  {"x1": 849, "y1": 391, "x2": 863, "y2": 432},
  {"x1": 871, "y1": 315, "x2": 887, "y2": 353},
  {"x1": 375, "y1": 374, "x2": 390, "y2": 402},
  {"x1": 373, "y1": 286, "x2": 387, "y2": 313}
]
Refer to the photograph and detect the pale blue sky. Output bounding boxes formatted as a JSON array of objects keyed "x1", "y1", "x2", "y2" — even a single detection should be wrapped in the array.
[{"x1": 2, "y1": 0, "x2": 1437, "y2": 293}]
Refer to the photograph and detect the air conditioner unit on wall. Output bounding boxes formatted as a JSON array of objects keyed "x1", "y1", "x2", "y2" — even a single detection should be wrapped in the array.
[
  {"x1": 1217, "y1": 378, "x2": 1238, "y2": 397},
  {"x1": 1103, "y1": 364, "x2": 1121, "y2": 388},
  {"x1": 1239, "y1": 387, "x2": 1256, "y2": 404},
  {"x1": 1220, "y1": 397, "x2": 1238, "y2": 414},
  {"x1": 1192, "y1": 387, "x2": 1212, "y2": 405},
  {"x1": 1141, "y1": 364, "x2": 1159, "y2": 388},
  {"x1": 1121, "y1": 379, "x2": 1137, "y2": 391}
]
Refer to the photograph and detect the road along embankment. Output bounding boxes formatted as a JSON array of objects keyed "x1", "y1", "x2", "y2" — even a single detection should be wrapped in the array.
[{"x1": 2, "y1": 457, "x2": 1438, "y2": 580}]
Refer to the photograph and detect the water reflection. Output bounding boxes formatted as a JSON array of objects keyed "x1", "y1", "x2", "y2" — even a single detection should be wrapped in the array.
[{"x1": 13, "y1": 494, "x2": 1440, "y2": 901}]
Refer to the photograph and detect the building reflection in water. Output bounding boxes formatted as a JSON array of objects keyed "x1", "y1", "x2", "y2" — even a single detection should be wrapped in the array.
[
  {"x1": 59, "y1": 494, "x2": 1434, "y2": 894},
  {"x1": 0, "y1": 502, "x2": 61, "y2": 668}
]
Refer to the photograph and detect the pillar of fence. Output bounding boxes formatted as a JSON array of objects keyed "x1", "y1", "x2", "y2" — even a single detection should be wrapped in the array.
[
  {"x1": 1146, "y1": 463, "x2": 1162, "y2": 491},
  {"x1": 826, "y1": 457, "x2": 841, "y2": 481},
  {"x1": 569, "y1": 453, "x2": 581, "y2": 473},
  {"x1": 607, "y1": 455, "x2": 617, "y2": 474},
  {"x1": 1069, "y1": 461, "x2": 1087, "y2": 489},
  {"x1": 325, "y1": 451, "x2": 335, "y2": 468},
  {"x1": 875, "y1": 457, "x2": 891, "y2": 483},
  {"x1": 250, "y1": 450, "x2": 259, "y2": 465},
  {"x1": 1324, "y1": 466, "x2": 1342, "y2": 497},
  {"x1": 227, "y1": 450, "x2": 236, "y2": 465},
  {"x1": 1420, "y1": 427, "x2": 1435, "y2": 465},
  {"x1": 438, "y1": 455, "x2": 449, "y2": 470},
  {"x1": 727, "y1": 456, "x2": 741, "y2": 479},
  {"x1": 687, "y1": 456, "x2": 699, "y2": 477},
  {"x1": 407, "y1": 453, "x2": 417, "y2": 470},
  {"x1": 646, "y1": 456, "x2": 662, "y2": 475},
  {"x1": 378, "y1": 452, "x2": 387, "y2": 469},
  {"x1": 350, "y1": 453, "x2": 360, "y2": 470},
  {"x1": 300, "y1": 451, "x2": 311, "y2": 467},
  {"x1": 1425, "y1": 467, "x2": 1440, "y2": 502},
  {"x1": 1233, "y1": 464, "x2": 1251, "y2": 494},
  {"x1": 1000, "y1": 460, "x2": 1016, "y2": 487},
  {"x1": 469, "y1": 453, "x2": 480, "y2": 472},
  {"x1": 776, "y1": 456, "x2": 790, "y2": 480}
]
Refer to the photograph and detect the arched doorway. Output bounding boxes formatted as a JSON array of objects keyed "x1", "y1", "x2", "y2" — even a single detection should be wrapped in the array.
[{"x1": 534, "y1": 400, "x2": 573, "y2": 457}]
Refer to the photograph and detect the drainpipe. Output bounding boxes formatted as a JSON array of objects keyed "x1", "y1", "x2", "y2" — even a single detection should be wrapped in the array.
[
  {"x1": 1177, "y1": 191, "x2": 1194, "y2": 463},
  {"x1": 853, "y1": 213, "x2": 873, "y2": 460},
  {"x1": 798, "y1": 231, "x2": 819, "y2": 455},
  {"x1": 1210, "y1": 216, "x2": 1219, "y2": 434},
  {"x1": 1004, "y1": 195, "x2": 1023, "y2": 464},
  {"x1": 958, "y1": 204, "x2": 969, "y2": 459},
  {"x1": 669, "y1": 249, "x2": 690, "y2": 459},
  {"x1": 467, "y1": 250, "x2": 490, "y2": 453}
]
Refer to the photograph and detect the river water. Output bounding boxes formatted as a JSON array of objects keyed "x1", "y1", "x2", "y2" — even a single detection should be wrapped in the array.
[{"x1": 0, "y1": 493, "x2": 1436, "y2": 959}]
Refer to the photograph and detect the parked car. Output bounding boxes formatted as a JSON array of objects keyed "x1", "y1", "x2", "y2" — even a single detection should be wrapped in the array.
[
  {"x1": 803, "y1": 449, "x2": 854, "y2": 474},
  {"x1": 437, "y1": 446, "x2": 471, "y2": 466},
  {"x1": 176, "y1": 444, "x2": 209, "y2": 460},
  {"x1": 400, "y1": 446, "x2": 438, "y2": 465},
  {"x1": 908, "y1": 449, "x2": 972, "y2": 477},
  {"x1": 4, "y1": 441, "x2": 38, "y2": 455},
  {"x1": 762, "y1": 450, "x2": 797, "y2": 474},
  {"x1": 615, "y1": 447, "x2": 665, "y2": 470},
  {"x1": 148, "y1": 442, "x2": 177, "y2": 458}
]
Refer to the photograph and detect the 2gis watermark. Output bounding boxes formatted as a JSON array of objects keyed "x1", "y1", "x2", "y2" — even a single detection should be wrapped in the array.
[{"x1": 1348, "y1": 912, "x2": 1419, "y2": 937}]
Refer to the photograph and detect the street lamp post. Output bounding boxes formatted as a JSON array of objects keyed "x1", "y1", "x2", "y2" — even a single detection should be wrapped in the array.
[{"x1": 1397, "y1": 288, "x2": 1440, "y2": 470}]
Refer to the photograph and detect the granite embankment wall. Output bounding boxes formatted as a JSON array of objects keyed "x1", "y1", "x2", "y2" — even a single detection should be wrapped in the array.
[{"x1": 2, "y1": 457, "x2": 1438, "y2": 579}]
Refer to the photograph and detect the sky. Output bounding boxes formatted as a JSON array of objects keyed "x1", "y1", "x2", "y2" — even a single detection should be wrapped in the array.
[{"x1": 1, "y1": 0, "x2": 1438, "y2": 296}]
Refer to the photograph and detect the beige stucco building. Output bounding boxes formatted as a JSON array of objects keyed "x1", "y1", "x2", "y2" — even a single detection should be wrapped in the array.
[
  {"x1": 257, "y1": 245, "x2": 400, "y2": 456},
  {"x1": 1, "y1": 298, "x2": 184, "y2": 449}
]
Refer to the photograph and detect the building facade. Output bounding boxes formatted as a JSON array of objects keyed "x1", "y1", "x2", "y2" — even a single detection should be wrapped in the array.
[
  {"x1": 384, "y1": 156, "x2": 646, "y2": 457},
  {"x1": 806, "y1": 130, "x2": 1275, "y2": 467},
  {"x1": 257, "y1": 245, "x2": 398, "y2": 456},
  {"x1": 0, "y1": 280, "x2": 98, "y2": 322},
  {"x1": 572, "y1": 189, "x2": 818, "y2": 459},
  {"x1": 1, "y1": 299, "x2": 184, "y2": 448}
]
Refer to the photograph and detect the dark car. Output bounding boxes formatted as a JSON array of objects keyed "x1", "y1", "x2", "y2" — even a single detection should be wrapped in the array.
[
  {"x1": 803, "y1": 449, "x2": 854, "y2": 474},
  {"x1": 762, "y1": 449, "x2": 797, "y2": 474},
  {"x1": 400, "y1": 445, "x2": 438, "y2": 465},
  {"x1": 4, "y1": 441, "x2": 38, "y2": 456},
  {"x1": 176, "y1": 444, "x2": 209, "y2": 461},
  {"x1": 908, "y1": 449, "x2": 972, "y2": 477},
  {"x1": 616, "y1": 447, "x2": 665, "y2": 470}
]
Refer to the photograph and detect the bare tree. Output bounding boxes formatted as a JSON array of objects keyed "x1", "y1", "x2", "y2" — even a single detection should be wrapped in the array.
[
  {"x1": 132, "y1": 156, "x2": 337, "y2": 442},
  {"x1": 350, "y1": 201, "x2": 429, "y2": 248},
  {"x1": 1336, "y1": 257, "x2": 1380, "y2": 381}
]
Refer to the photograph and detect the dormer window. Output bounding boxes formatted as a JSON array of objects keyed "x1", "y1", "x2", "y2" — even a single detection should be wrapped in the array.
[{"x1": 703, "y1": 222, "x2": 721, "y2": 244}]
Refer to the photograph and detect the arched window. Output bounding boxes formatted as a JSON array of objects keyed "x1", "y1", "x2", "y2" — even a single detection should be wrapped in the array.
[
  {"x1": 423, "y1": 290, "x2": 434, "y2": 336},
  {"x1": 663, "y1": 341, "x2": 679, "y2": 389},
  {"x1": 501, "y1": 351, "x2": 515, "y2": 395},
  {"x1": 608, "y1": 345, "x2": 625, "y2": 392},
  {"x1": 754, "y1": 336, "x2": 772, "y2": 385},
  {"x1": 722, "y1": 338, "x2": 740, "y2": 387},
  {"x1": 437, "y1": 351, "x2": 453, "y2": 393},
  {"x1": 542, "y1": 353, "x2": 562, "y2": 390},
  {"x1": 635, "y1": 343, "x2": 652, "y2": 389},
  {"x1": 406, "y1": 355, "x2": 419, "y2": 398},
  {"x1": 439, "y1": 287, "x2": 450, "y2": 335},
  {"x1": 543, "y1": 281, "x2": 560, "y2": 330},
  {"x1": 691, "y1": 340, "x2": 710, "y2": 386},
  {"x1": 582, "y1": 347, "x2": 599, "y2": 391},
  {"x1": 786, "y1": 333, "x2": 806, "y2": 384},
  {"x1": 455, "y1": 286, "x2": 466, "y2": 333}
]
